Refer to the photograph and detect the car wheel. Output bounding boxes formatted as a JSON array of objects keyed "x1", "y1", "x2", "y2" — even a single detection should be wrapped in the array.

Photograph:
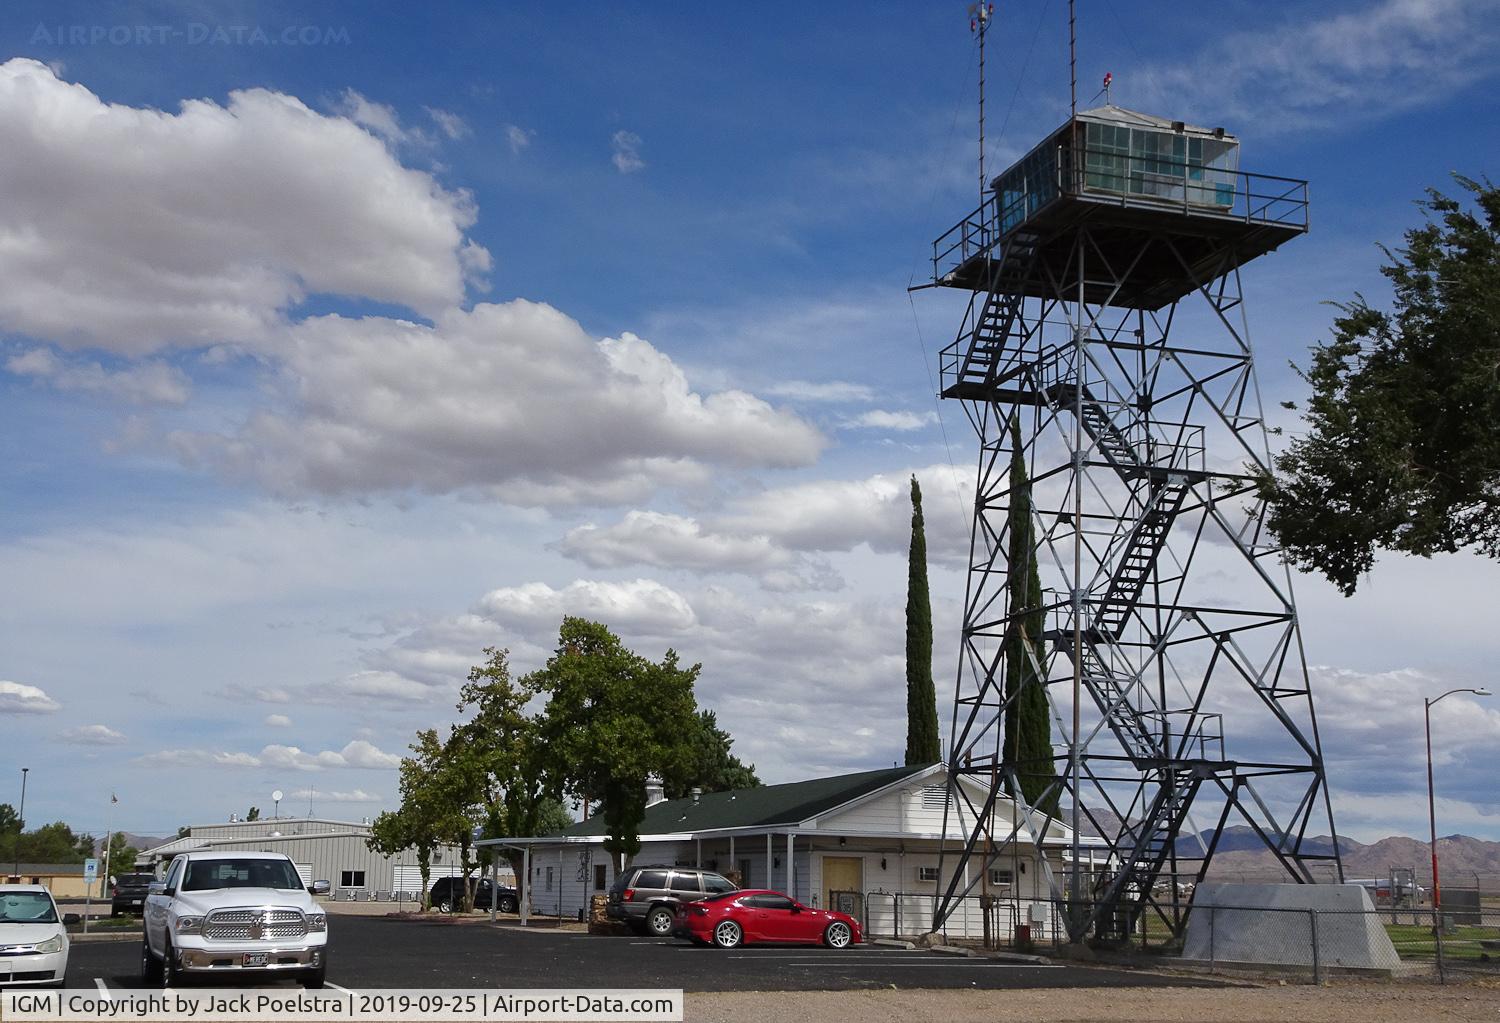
[
  {"x1": 498, "y1": 895, "x2": 518, "y2": 914},
  {"x1": 824, "y1": 921, "x2": 853, "y2": 949},
  {"x1": 437, "y1": 898, "x2": 453, "y2": 913},
  {"x1": 646, "y1": 906, "x2": 675, "y2": 937},
  {"x1": 712, "y1": 920, "x2": 742, "y2": 949},
  {"x1": 140, "y1": 936, "x2": 163, "y2": 983}
]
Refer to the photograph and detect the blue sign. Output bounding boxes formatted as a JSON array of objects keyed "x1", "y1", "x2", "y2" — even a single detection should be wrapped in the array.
[{"x1": 83, "y1": 858, "x2": 98, "y2": 883}]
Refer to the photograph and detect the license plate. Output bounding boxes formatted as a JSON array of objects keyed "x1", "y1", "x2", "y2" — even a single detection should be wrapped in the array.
[{"x1": 242, "y1": 953, "x2": 270, "y2": 966}]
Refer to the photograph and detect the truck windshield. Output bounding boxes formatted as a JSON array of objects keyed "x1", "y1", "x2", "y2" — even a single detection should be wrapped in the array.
[{"x1": 182, "y1": 859, "x2": 303, "y2": 892}]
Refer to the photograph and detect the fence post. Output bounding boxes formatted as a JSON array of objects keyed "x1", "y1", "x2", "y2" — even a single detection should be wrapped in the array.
[
  {"x1": 1309, "y1": 910, "x2": 1321, "y2": 986},
  {"x1": 1434, "y1": 904, "x2": 1446, "y2": 984},
  {"x1": 1208, "y1": 906, "x2": 1216, "y2": 972}
]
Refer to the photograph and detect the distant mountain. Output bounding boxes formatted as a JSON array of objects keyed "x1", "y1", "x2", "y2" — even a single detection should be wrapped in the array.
[{"x1": 93, "y1": 832, "x2": 168, "y2": 856}]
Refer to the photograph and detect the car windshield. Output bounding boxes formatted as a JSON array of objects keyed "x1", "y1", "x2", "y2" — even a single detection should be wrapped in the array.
[
  {"x1": 182, "y1": 858, "x2": 303, "y2": 892},
  {"x1": 0, "y1": 892, "x2": 58, "y2": 924}
]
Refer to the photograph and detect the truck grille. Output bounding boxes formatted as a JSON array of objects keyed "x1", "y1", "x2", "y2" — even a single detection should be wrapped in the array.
[{"x1": 203, "y1": 908, "x2": 307, "y2": 940}]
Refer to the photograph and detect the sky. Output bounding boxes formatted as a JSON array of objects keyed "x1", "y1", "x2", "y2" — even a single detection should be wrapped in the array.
[{"x1": 1, "y1": 0, "x2": 1498, "y2": 847}]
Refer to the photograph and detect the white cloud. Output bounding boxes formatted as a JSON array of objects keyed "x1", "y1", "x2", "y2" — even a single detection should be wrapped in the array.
[
  {"x1": 59, "y1": 723, "x2": 124, "y2": 745},
  {"x1": 140, "y1": 739, "x2": 401, "y2": 772},
  {"x1": 264, "y1": 714, "x2": 292, "y2": 728},
  {"x1": 611, "y1": 130, "x2": 645, "y2": 173},
  {"x1": 477, "y1": 578, "x2": 698, "y2": 636},
  {"x1": 6, "y1": 347, "x2": 189, "y2": 406},
  {"x1": 764, "y1": 380, "x2": 876, "y2": 403},
  {"x1": 333, "y1": 88, "x2": 408, "y2": 144},
  {"x1": 166, "y1": 301, "x2": 824, "y2": 502},
  {"x1": 505, "y1": 125, "x2": 535, "y2": 153},
  {"x1": 424, "y1": 106, "x2": 470, "y2": 141},
  {"x1": 294, "y1": 787, "x2": 383, "y2": 804},
  {"x1": 0, "y1": 680, "x2": 61, "y2": 714},
  {"x1": 0, "y1": 59, "x2": 485, "y2": 355},
  {"x1": 842, "y1": 409, "x2": 937, "y2": 431},
  {"x1": 1138, "y1": 0, "x2": 1500, "y2": 132}
]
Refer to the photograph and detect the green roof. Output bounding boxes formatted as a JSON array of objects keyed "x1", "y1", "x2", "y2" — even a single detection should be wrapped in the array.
[{"x1": 558, "y1": 763, "x2": 937, "y2": 838}]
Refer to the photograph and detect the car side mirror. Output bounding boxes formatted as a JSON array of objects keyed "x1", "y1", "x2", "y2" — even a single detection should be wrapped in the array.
[
  {"x1": 148, "y1": 882, "x2": 164, "y2": 896},
  {"x1": 309, "y1": 880, "x2": 331, "y2": 897},
  {"x1": 63, "y1": 913, "x2": 82, "y2": 926}
]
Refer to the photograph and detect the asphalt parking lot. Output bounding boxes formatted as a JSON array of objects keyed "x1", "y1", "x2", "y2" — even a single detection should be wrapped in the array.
[{"x1": 67, "y1": 916, "x2": 1212, "y2": 993}]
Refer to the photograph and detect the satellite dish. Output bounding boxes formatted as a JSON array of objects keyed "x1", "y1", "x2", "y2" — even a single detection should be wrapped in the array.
[{"x1": 272, "y1": 790, "x2": 284, "y2": 803}]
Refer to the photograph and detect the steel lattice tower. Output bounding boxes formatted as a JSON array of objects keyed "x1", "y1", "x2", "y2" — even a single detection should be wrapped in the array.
[{"x1": 927, "y1": 106, "x2": 1343, "y2": 943}]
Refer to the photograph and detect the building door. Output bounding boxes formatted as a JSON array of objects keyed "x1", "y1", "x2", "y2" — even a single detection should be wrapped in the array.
[{"x1": 822, "y1": 856, "x2": 863, "y2": 913}]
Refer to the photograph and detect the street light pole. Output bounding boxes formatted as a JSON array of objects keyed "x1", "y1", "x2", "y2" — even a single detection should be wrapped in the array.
[
  {"x1": 1425, "y1": 687, "x2": 1491, "y2": 913},
  {"x1": 14, "y1": 767, "x2": 29, "y2": 879}
]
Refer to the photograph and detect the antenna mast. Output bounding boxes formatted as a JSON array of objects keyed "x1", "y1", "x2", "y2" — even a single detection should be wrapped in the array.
[
  {"x1": 1069, "y1": 0, "x2": 1077, "y2": 116},
  {"x1": 971, "y1": 3, "x2": 994, "y2": 202}
]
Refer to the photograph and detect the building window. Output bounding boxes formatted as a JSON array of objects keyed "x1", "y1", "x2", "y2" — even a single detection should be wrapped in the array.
[
  {"x1": 989, "y1": 868, "x2": 1014, "y2": 887},
  {"x1": 340, "y1": 870, "x2": 366, "y2": 888},
  {"x1": 917, "y1": 866, "x2": 940, "y2": 883},
  {"x1": 593, "y1": 865, "x2": 607, "y2": 891},
  {"x1": 545, "y1": 866, "x2": 553, "y2": 892}
]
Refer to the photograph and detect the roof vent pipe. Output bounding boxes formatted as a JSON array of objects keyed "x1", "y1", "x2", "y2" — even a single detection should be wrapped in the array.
[
  {"x1": 645, "y1": 775, "x2": 667, "y2": 807},
  {"x1": 690, "y1": 787, "x2": 702, "y2": 805}
]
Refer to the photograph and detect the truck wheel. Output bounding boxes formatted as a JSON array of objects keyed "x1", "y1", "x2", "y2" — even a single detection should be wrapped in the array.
[
  {"x1": 303, "y1": 955, "x2": 327, "y2": 989},
  {"x1": 498, "y1": 895, "x2": 518, "y2": 914},
  {"x1": 140, "y1": 936, "x2": 163, "y2": 983},
  {"x1": 163, "y1": 938, "x2": 184, "y2": 987},
  {"x1": 437, "y1": 898, "x2": 453, "y2": 913}
]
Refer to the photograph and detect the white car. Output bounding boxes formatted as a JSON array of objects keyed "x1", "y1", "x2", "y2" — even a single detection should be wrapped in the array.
[
  {"x1": 143, "y1": 851, "x2": 328, "y2": 987},
  {"x1": 0, "y1": 885, "x2": 70, "y2": 987}
]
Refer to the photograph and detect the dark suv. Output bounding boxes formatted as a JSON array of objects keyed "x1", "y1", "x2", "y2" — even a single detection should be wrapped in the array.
[
  {"x1": 111, "y1": 872, "x2": 156, "y2": 917},
  {"x1": 607, "y1": 865, "x2": 737, "y2": 936},
  {"x1": 429, "y1": 876, "x2": 518, "y2": 914}
]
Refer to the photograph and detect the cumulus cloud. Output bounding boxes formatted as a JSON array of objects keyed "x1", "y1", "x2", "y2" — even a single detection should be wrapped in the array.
[
  {"x1": 0, "y1": 680, "x2": 61, "y2": 714},
  {"x1": 140, "y1": 739, "x2": 401, "y2": 771},
  {"x1": 0, "y1": 59, "x2": 485, "y2": 355},
  {"x1": 764, "y1": 380, "x2": 877, "y2": 403},
  {"x1": 59, "y1": 723, "x2": 125, "y2": 745},
  {"x1": 166, "y1": 301, "x2": 824, "y2": 502},
  {"x1": 611, "y1": 130, "x2": 645, "y2": 173},
  {"x1": 1137, "y1": 0, "x2": 1500, "y2": 132},
  {"x1": 6, "y1": 347, "x2": 189, "y2": 406},
  {"x1": 264, "y1": 714, "x2": 292, "y2": 728},
  {"x1": 294, "y1": 787, "x2": 383, "y2": 804},
  {"x1": 476, "y1": 578, "x2": 698, "y2": 636}
]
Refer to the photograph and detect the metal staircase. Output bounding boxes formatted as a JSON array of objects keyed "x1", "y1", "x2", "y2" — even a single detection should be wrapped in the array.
[
  {"x1": 1094, "y1": 476, "x2": 1192, "y2": 638},
  {"x1": 950, "y1": 230, "x2": 1040, "y2": 390}
]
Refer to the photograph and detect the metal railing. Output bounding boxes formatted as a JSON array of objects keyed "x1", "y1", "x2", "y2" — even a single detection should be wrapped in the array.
[{"x1": 931, "y1": 144, "x2": 1309, "y2": 284}]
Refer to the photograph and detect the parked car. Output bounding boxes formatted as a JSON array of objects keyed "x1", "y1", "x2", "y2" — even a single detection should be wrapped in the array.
[
  {"x1": 111, "y1": 873, "x2": 156, "y2": 917},
  {"x1": 142, "y1": 851, "x2": 328, "y2": 987},
  {"x1": 674, "y1": 889, "x2": 861, "y2": 949},
  {"x1": 429, "y1": 876, "x2": 518, "y2": 914},
  {"x1": 0, "y1": 885, "x2": 72, "y2": 986},
  {"x1": 607, "y1": 865, "x2": 737, "y2": 936}
]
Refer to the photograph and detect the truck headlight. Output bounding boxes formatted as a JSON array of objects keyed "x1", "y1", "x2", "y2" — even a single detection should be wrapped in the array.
[
  {"x1": 305, "y1": 913, "x2": 326, "y2": 932},
  {"x1": 35, "y1": 935, "x2": 64, "y2": 954},
  {"x1": 174, "y1": 916, "x2": 204, "y2": 935}
]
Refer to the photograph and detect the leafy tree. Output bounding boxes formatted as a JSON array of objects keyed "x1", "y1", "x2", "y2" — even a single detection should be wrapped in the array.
[
  {"x1": 100, "y1": 833, "x2": 138, "y2": 880},
  {"x1": 533, "y1": 798, "x2": 574, "y2": 836},
  {"x1": 244, "y1": 806, "x2": 261, "y2": 822},
  {"x1": 663, "y1": 710, "x2": 761, "y2": 799},
  {"x1": 1003, "y1": 417, "x2": 1058, "y2": 816},
  {"x1": 1260, "y1": 176, "x2": 1500, "y2": 594},
  {"x1": 531, "y1": 617, "x2": 698, "y2": 870},
  {"x1": 0, "y1": 819, "x2": 95, "y2": 865},
  {"x1": 366, "y1": 730, "x2": 467, "y2": 911},
  {"x1": 905, "y1": 474, "x2": 942, "y2": 765}
]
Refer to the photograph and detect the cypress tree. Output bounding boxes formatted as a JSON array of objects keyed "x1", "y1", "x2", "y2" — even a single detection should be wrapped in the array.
[
  {"x1": 905, "y1": 475, "x2": 942, "y2": 765},
  {"x1": 1002, "y1": 416, "x2": 1059, "y2": 815}
]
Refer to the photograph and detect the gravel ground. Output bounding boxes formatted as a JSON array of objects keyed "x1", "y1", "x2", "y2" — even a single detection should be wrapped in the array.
[{"x1": 687, "y1": 980, "x2": 1500, "y2": 1023}]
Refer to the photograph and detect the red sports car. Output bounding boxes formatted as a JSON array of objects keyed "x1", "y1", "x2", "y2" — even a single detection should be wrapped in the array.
[{"x1": 674, "y1": 889, "x2": 861, "y2": 949}]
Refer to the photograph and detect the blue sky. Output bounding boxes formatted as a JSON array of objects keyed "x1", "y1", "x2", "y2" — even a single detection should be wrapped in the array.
[{"x1": 0, "y1": 0, "x2": 1498, "y2": 846}]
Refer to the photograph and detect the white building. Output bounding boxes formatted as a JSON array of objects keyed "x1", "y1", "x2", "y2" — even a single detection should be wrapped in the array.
[
  {"x1": 479, "y1": 763, "x2": 1105, "y2": 939},
  {"x1": 141, "y1": 817, "x2": 510, "y2": 897}
]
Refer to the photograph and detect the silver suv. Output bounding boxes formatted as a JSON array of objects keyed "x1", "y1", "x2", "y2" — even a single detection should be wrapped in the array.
[{"x1": 607, "y1": 865, "x2": 737, "y2": 936}]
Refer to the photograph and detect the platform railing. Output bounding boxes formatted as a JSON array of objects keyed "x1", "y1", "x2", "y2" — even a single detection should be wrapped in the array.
[{"x1": 931, "y1": 145, "x2": 1309, "y2": 284}]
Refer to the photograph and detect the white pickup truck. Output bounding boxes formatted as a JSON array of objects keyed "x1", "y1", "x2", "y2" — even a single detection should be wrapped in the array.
[{"x1": 142, "y1": 850, "x2": 329, "y2": 987}]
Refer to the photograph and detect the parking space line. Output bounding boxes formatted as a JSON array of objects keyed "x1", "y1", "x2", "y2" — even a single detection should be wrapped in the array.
[
  {"x1": 94, "y1": 978, "x2": 115, "y2": 1000},
  {"x1": 325, "y1": 983, "x2": 356, "y2": 994}
]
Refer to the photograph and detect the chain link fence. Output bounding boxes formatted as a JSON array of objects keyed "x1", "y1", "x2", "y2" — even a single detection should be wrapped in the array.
[{"x1": 858, "y1": 885, "x2": 1500, "y2": 983}]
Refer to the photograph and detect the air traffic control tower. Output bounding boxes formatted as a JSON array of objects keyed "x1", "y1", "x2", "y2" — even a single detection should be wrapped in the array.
[{"x1": 929, "y1": 104, "x2": 1343, "y2": 943}]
